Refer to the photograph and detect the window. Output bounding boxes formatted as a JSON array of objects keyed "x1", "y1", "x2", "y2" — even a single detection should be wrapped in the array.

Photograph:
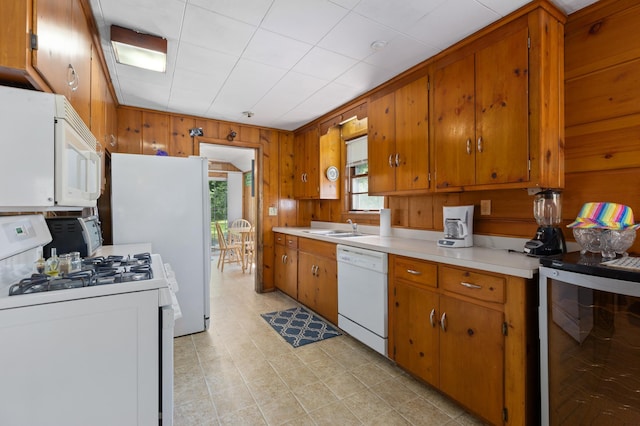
[{"x1": 346, "y1": 135, "x2": 384, "y2": 211}]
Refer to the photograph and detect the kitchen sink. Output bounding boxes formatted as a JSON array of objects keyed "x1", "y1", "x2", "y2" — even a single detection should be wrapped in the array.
[{"x1": 302, "y1": 230, "x2": 367, "y2": 238}]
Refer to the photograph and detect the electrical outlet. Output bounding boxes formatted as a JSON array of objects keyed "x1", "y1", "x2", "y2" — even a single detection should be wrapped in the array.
[
  {"x1": 481, "y1": 200, "x2": 491, "y2": 215},
  {"x1": 268, "y1": 207, "x2": 278, "y2": 216}
]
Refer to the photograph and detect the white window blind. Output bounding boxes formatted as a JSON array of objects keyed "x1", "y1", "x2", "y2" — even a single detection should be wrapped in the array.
[{"x1": 346, "y1": 135, "x2": 368, "y2": 167}]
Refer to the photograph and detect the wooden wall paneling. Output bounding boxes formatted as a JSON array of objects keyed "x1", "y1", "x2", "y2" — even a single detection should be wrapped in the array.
[
  {"x1": 408, "y1": 195, "x2": 434, "y2": 229},
  {"x1": 297, "y1": 200, "x2": 315, "y2": 226},
  {"x1": 117, "y1": 108, "x2": 142, "y2": 154},
  {"x1": 565, "y1": 60, "x2": 640, "y2": 127},
  {"x1": 142, "y1": 112, "x2": 169, "y2": 155},
  {"x1": 563, "y1": 168, "x2": 640, "y2": 253},
  {"x1": 195, "y1": 119, "x2": 219, "y2": 140},
  {"x1": 565, "y1": 2, "x2": 640, "y2": 80},
  {"x1": 241, "y1": 126, "x2": 260, "y2": 143},
  {"x1": 261, "y1": 128, "x2": 277, "y2": 291},
  {"x1": 169, "y1": 116, "x2": 195, "y2": 157},
  {"x1": 388, "y1": 196, "x2": 409, "y2": 227},
  {"x1": 565, "y1": 114, "x2": 640, "y2": 173}
]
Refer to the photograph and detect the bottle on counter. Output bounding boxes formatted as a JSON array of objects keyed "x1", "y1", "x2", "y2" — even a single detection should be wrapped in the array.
[
  {"x1": 70, "y1": 251, "x2": 81, "y2": 272},
  {"x1": 59, "y1": 253, "x2": 71, "y2": 276},
  {"x1": 34, "y1": 248, "x2": 46, "y2": 274},
  {"x1": 45, "y1": 247, "x2": 59, "y2": 277}
]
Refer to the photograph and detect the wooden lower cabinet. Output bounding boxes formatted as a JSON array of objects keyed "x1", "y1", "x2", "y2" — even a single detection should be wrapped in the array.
[
  {"x1": 439, "y1": 295, "x2": 505, "y2": 425},
  {"x1": 390, "y1": 255, "x2": 535, "y2": 425},
  {"x1": 274, "y1": 233, "x2": 298, "y2": 299},
  {"x1": 297, "y1": 238, "x2": 337, "y2": 324}
]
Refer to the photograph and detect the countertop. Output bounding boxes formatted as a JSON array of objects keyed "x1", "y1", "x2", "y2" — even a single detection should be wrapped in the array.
[{"x1": 273, "y1": 226, "x2": 541, "y2": 279}]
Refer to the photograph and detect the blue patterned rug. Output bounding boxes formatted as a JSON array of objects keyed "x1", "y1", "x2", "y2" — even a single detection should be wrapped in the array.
[{"x1": 261, "y1": 307, "x2": 341, "y2": 348}]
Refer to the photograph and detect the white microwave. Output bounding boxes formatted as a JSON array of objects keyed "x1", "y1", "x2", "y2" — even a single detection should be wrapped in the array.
[{"x1": 0, "y1": 86, "x2": 101, "y2": 211}]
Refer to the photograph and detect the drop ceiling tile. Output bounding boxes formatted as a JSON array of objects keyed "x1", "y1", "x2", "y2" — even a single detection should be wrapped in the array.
[
  {"x1": 188, "y1": 0, "x2": 273, "y2": 26},
  {"x1": 406, "y1": 0, "x2": 500, "y2": 50},
  {"x1": 295, "y1": 81, "x2": 362, "y2": 116},
  {"x1": 252, "y1": 71, "x2": 328, "y2": 117},
  {"x1": 208, "y1": 58, "x2": 288, "y2": 114},
  {"x1": 181, "y1": 4, "x2": 256, "y2": 56},
  {"x1": 329, "y1": 0, "x2": 360, "y2": 9},
  {"x1": 363, "y1": 34, "x2": 438, "y2": 73},
  {"x1": 475, "y1": 0, "x2": 530, "y2": 15},
  {"x1": 175, "y1": 41, "x2": 238, "y2": 75},
  {"x1": 292, "y1": 47, "x2": 358, "y2": 80},
  {"x1": 318, "y1": 12, "x2": 399, "y2": 60},
  {"x1": 552, "y1": 0, "x2": 599, "y2": 14},
  {"x1": 335, "y1": 61, "x2": 397, "y2": 93},
  {"x1": 243, "y1": 29, "x2": 313, "y2": 69},
  {"x1": 100, "y1": 0, "x2": 186, "y2": 39},
  {"x1": 353, "y1": 0, "x2": 446, "y2": 32},
  {"x1": 261, "y1": 0, "x2": 349, "y2": 44}
]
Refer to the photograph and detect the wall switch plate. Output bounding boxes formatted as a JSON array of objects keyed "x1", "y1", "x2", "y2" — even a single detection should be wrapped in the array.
[
  {"x1": 268, "y1": 207, "x2": 278, "y2": 216},
  {"x1": 481, "y1": 200, "x2": 491, "y2": 215}
]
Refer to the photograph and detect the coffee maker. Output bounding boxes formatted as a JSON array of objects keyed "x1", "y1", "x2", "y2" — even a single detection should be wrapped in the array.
[
  {"x1": 437, "y1": 205, "x2": 474, "y2": 248},
  {"x1": 524, "y1": 189, "x2": 566, "y2": 256}
]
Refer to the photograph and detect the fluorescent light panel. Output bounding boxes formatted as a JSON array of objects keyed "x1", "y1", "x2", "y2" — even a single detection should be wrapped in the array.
[{"x1": 111, "y1": 25, "x2": 167, "y2": 72}]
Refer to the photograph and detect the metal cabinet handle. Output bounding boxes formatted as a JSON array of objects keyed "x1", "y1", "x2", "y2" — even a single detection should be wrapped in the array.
[
  {"x1": 466, "y1": 138, "x2": 471, "y2": 155},
  {"x1": 281, "y1": 254, "x2": 286, "y2": 263},
  {"x1": 407, "y1": 269, "x2": 422, "y2": 275},
  {"x1": 441, "y1": 312, "x2": 447, "y2": 332},
  {"x1": 461, "y1": 281, "x2": 482, "y2": 290},
  {"x1": 477, "y1": 136, "x2": 483, "y2": 153},
  {"x1": 311, "y1": 265, "x2": 316, "y2": 276},
  {"x1": 395, "y1": 153, "x2": 400, "y2": 167},
  {"x1": 429, "y1": 308, "x2": 436, "y2": 327},
  {"x1": 388, "y1": 154, "x2": 394, "y2": 168}
]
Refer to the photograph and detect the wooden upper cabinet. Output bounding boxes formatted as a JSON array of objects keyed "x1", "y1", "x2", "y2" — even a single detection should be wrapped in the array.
[
  {"x1": 170, "y1": 116, "x2": 195, "y2": 157},
  {"x1": 434, "y1": 7, "x2": 564, "y2": 192},
  {"x1": 293, "y1": 125, "x2": 339, "y2": 200},
  {"x1": 142, "y1": 112, "x2": 169, "y2": 155},
  {"x1": 32, "y1": 0, "x2": 92, "y2": 125},
  {"x1": 368, "y1": 75, "x2": 429, "y2": 195}
]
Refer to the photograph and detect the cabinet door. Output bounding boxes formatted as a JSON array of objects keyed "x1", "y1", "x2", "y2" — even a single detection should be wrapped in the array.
[
  {"x1": 33, "y1": 0, "x2": 73, "y2": 96},
  {"x1": 293, "y1": 132, "x2": 306, "y2": 198},
  {"x1": 433, "y1": 54, "x2": 476, "y2": 189},
  {"x1": 368, "y1": 91, "x2": 396, "y2": 194},
  {"x1": 394, "y1": 281, "x2": 439, "y2": 386},
  {"x1": 439, "y1": 295, "x2": 504, "y2": 425},
  {"x1": 275, "y1": 245, "x2": 298, "y2": 299},
  {"x1": 395, "y1": 76, "x2": 429, "y2": 192},
  {"x1": 69, "y1": 0, "x2": 92, "y2": 125},
  {"x1": 304, "y1": 127, "x2": 320, "y2": 198},
  {"x1": 297, "y1": 251, "x2": 316, "y2": 309},
  {"x1": 475, "y1": 27, "x2": 529, "y2": 185},
  {"x1": 314, "y1": 256, "x2": 337, "y2": 325}
]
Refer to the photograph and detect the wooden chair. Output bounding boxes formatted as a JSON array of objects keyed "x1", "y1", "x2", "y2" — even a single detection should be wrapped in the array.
[
  {"x1": 215, "y1": 222, "x2": 242, "y2": 272},
  {"x1": 243, "y1": 226, "x2": 256, "y2": 273},
  {"x1": 228, "y1": 219, "x2": 251, "y2": 245}
]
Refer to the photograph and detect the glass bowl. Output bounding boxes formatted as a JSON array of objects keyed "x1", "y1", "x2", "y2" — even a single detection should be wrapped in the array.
[{"x1": 573, "y1": 228, "x2": 636, "y2": 258}]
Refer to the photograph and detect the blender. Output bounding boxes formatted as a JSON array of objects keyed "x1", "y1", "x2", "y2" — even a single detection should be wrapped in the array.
[{"x1": 524, "y1": 189, "x2": 566, "y2": 256}]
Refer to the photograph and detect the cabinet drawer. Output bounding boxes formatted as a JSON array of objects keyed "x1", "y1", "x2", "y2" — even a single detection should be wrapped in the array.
[
  {"x1": 439, "y1": 266, "x2": 505, "y2": 303},
  {"x1": 275, "y1": 233, "x2": 298, "y2": 249},
  {"x1": 393, "y1": 256, "x2": 437, "y2": 288},
  {"x1": 298, "y1": 237, "x2": 335, "y2": 259}
]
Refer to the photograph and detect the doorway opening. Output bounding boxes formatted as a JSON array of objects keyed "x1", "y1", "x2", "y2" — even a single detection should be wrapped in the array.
[{"x1": 197, "y1": 141, "x2": 261, "y2": 290}]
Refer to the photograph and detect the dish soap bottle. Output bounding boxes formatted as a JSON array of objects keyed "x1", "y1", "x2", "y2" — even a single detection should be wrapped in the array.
[
  {"x1": 35, "y1": 248, "x2": 46, "y2": 274},
  {"x1": 46, "y1": 248, "x2": 59, "y2": 277}
]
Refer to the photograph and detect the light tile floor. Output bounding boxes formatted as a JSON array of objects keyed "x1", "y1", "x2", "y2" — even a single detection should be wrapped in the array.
[{"x1": 173, "y1": 261, "x2": 487, "y2": 425}]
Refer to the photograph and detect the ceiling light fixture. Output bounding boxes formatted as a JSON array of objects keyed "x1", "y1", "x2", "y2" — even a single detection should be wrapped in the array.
[
  {"x1": 111, "y1": 25, "x2": 167, "y2": 72},
  {"x1": 370, "y1": 40, "x2": 388, "y2": 51}
]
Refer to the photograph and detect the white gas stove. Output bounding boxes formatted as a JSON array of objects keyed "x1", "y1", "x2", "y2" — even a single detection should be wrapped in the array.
[{"x1": 0, "y1": 215, "x2": 175, "y2": 425}]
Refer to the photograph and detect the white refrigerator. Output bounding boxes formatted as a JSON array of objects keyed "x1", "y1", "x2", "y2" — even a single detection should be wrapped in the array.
[{"x1": 110, "y1": 153, "x2": 211, "y2": 337}]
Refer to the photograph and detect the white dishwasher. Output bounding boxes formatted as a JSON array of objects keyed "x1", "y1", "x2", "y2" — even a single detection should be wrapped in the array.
[{"x1": 337, "y1": 244, "x2": 388, "y2": 356}]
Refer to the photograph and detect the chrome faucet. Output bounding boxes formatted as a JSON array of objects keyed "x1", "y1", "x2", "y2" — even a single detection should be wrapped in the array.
[{"x1": 347, "y1": 219, "x2": 357, "y2": 233}]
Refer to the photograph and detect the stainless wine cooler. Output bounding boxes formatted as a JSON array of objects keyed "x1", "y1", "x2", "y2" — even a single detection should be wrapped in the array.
[{"x1": 539, "y1": 252, "x2": 640, "y2": 425}]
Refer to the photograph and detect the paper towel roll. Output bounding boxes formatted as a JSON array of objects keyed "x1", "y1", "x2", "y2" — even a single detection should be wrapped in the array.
[{"x1": 380, "y1": 208, "x2": 391, "y2": 237}]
